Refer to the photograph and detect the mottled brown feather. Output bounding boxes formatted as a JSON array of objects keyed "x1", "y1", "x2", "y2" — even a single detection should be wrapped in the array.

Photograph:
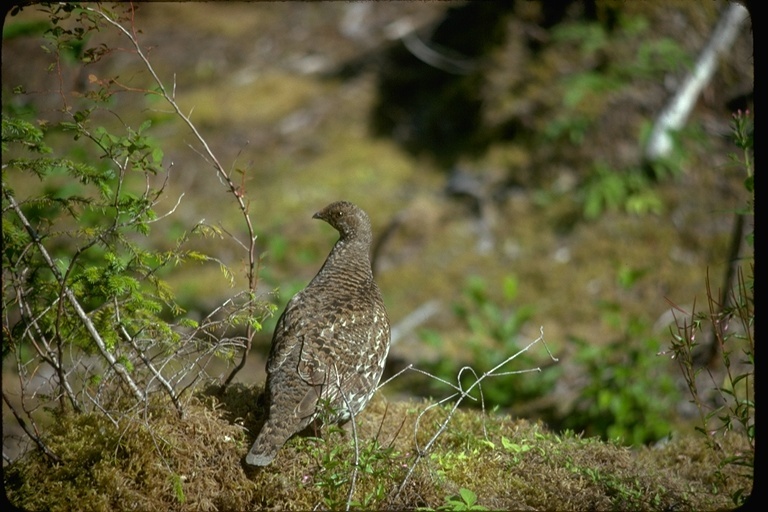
[{"x1": 246, "y1": 201, "x2": 390, "y2": 467}]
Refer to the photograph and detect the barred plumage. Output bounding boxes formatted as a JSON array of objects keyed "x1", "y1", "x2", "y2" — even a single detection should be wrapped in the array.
[{"x1": 246, "y1": 201, "x2": 390, "y2": 467}]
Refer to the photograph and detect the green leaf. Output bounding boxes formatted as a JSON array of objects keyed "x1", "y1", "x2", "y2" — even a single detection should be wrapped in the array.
[
  {"x1": 186, "y1": 251, "x2": 209, "y2": 262},
  {"x1": 459, "y1": 488, "x2": 477, "y2": 507},
  {"x1": 171, "y1": 473, "x2": 185, "y2": 504},
  {"x1": 478, "y1": 439, "x2": 495, "y2": 450},
  {"x1": 151, "y1": 146, "x2": 164, "y2": 164},
  {"x1": 502, "y1": 275, "x2": 518, "y2": 302}
]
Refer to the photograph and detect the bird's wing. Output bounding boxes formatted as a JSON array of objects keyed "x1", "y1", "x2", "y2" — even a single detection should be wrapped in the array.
[
  {"x1": 293, "y1": 328, "x2": 335, "y2": 418},
  {"x1": 265, "y1": 293, "x2": 307, "y2": 375}
]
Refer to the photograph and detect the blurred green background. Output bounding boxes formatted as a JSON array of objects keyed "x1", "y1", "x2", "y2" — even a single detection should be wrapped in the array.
[{"x1": 2, "y1": 1, "x2": 753, "y2": 450}]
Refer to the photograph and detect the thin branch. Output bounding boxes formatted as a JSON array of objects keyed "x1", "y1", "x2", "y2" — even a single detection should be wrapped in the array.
[
  {"x1": 394, "y1": 327, "x2": 555, "y2": 499},
  {"x1": 2, "y1": 390, "x2": 62, "y2": 464},
  {"x1": 146, "y1": 191, "x2": 184, "y2": 224},
  {"x1": 14, "y1": 284, "x2": 81, "y2": 413},
  {"x1": 85, "y1": 4, "x2": 261, "y2": 388},
  {"x1": 4, "y1": 189, "x2": 147, "y2": 404},
  {"x1": 114, "y1": 298, "x2": 185, "y2": 418}
]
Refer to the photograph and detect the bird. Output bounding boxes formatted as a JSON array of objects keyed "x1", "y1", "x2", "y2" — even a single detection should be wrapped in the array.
[{"x1": 246, "y1": 201, "x2": 391, "y2": 467}]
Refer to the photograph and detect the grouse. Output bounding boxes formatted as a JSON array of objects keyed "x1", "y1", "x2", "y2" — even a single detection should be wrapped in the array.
[{"x1": 246, "y1": 201, "x2": 391, "y2": 466}]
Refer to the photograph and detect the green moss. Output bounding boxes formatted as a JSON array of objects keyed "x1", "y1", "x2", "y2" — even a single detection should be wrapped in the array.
[
  {"x1": 176, "y1": 72, "x2": 327, "y2": 127},
  {"x1": 5, "y1": 389, "x2": 749, "y2": 511}
]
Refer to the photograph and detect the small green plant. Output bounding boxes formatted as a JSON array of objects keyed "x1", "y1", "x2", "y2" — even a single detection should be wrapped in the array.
[
  {"x1": 437, "y1": 488, "x2": 487, "y2": 511},
  {"x1": 666, "y1": 109, "x2": 753, "y2": 506},
  {"x1": 500, "y1": 436, "x2": 533, "y2": 465},
  {"x1": 580, "y1": 162, "x2": 664, "y2": 219},
  {"x1": 731, "y1": 109, "x2": 754, "y2": 222},
  {"x1": 420, "y1": 275, "x2": 556, "y2": 408},
  {"x1": 348, "y1": 438, "x2": 403, "y2": 509},
  {"x1": 312, "y1": 438, "x2": 353, "y2": 508},
  {"x1": 544, "y1": 13, "x2": 689, "y2": 147},
  {"x1": 299, "y1": 426, "x2": 405, "y2": 510},
  {"x1": 563, "y1": 298, "x2": 678, "y2": 445},
  {"x1": 170, "y1": 473, "x2": 186, "y2": 505}
]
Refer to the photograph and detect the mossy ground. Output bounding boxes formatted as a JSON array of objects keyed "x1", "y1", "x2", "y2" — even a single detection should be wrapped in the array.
[{"x1": 4, "y1": 387, "x2": 751, "y2": 511}]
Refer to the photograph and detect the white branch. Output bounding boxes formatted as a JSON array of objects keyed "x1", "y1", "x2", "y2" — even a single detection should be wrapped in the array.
[
  {"x1": 394, "y1": 326, "x2": 556, "y2": 498},
  {"x1": 645, "y1": 3, "x2": 749, "y2": 161}
]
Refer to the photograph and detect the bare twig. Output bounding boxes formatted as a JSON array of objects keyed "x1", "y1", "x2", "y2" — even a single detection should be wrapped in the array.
[
  {"x1": 11, "y1": 272, "x2": 81, "y2": 412},
  {"x1": 338, "y1": 380, "x2": 361, "y2": 511},
  {"x1": 394, "y1": 326, "x2": 555, "y2": 498},
  {"x1": 2, "y1": 390, "x2": 62, "y2": 464},
  {"x1": 4, "y1": 189, "x2": 147, "y2": 405},
  {"x1": 114, "y1": 298, "x2": 185, "y2": 418},
  {"x1": 85, "y1": 4, "x2": 261, "y2": 389}
]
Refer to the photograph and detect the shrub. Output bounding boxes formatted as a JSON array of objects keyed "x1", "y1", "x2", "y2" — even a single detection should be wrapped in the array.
[
  {"x1": 666, "y1": 109, "x2": 753, "y2": 506},
  {"x1": 419, "y1": 275, "x2": 557, "y2": 409},
  {"x1": 2, "y1": 2, "x2": 271, "y2": 467}
]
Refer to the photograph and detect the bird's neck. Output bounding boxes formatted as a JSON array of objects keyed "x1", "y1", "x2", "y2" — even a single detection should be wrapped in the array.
[{"x1": 313, "y1": 237, "x2": 373, "y2": 285}]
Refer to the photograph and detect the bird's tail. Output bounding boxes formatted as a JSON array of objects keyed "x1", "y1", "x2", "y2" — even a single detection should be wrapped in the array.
[{"x1": 245, "y1": 422, "x2": 289, "y2": 466}]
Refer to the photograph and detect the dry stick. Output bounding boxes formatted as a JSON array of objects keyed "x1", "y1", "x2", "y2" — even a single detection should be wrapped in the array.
[
  {"x1": 733, "y1": 267, "x2": 755, "y2": 443},
  {"x1": 161, "y1": 331, "x2": 234, "y2": 400},
  {"x1": 82, "y1": 389, "x2": 120, "y2": 428},
  {"x1": 4, "y1": 191, "x2": 147, "y2": 404},
  {"x1": 394, "y1": 327, "x2": 556, "y2": 499},
  {"x1": 87, "y1": 5, "x2": 259, "y2": 389},
  {"x1": 2, "y1": 390, "x2": 62, "y2": 464},
  {"x1": 378, "y1": 364, "x2": 479, "y2": 404},
  {"x1": 146, "y1": 190, "x2": 186, "y2": 225},
  {"x1": 336, "y1": 375, "x2": 361, "y2": 512},
  {"x1": 697, "y1": 214, "x2": 746, "y2": 367},
  {"x1": 12, "y1": 278, "x2": 81, "y2": 412},
  {"x1": 383, "y1": 404, "x2": 410, "y2": 452},
  {"x1": 167, "y1": 291, "x2": 256, "y2": 382},
  {"x1": 114, "y1": 298, "x2": 185, "y2": 419},
  {"x1": 734, "y1": 267, "x2": 754, "y2": 348}
]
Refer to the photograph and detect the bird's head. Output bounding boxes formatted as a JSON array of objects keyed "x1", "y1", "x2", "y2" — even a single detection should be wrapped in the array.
[{"x1": 313, "y1": 201, "x2": 372, "y2": 242}]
